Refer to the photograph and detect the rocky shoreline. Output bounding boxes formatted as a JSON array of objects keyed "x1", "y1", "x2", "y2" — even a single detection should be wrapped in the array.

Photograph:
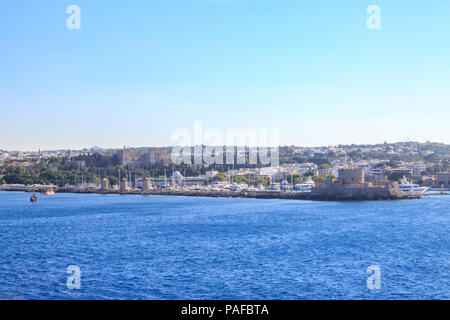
[{"x1": 1, "y1": 185, "x2": 421, "y2": 201}]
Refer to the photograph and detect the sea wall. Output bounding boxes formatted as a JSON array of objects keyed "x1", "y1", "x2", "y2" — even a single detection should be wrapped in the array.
[
  {"x1": 308, "y1": 182, "x2": 402, "y2": 201},
  {"x1": 56, "y1": 185, "x2": 412, "y2": 201},
  {"x1": 1, "y1": 183, "x2": 416, "y2": 201}
]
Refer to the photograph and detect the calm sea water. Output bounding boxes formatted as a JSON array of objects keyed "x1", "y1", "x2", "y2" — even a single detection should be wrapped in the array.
[{"x1": 0, "y1": 191, "x2": 449, "y2": 300}]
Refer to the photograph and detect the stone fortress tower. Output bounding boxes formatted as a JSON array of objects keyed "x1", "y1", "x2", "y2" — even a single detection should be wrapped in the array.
[
  {"x1": 310, "y1": 166, "x2": 402, "y2": 200},
  {"x1": 338, "y1": 167, "x2": 365, "y2": 186}
]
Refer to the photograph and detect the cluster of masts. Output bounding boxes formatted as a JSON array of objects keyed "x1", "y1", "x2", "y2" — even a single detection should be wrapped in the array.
[{"x1": 97, "y1": 174, "x2": 317, "y2": 194}]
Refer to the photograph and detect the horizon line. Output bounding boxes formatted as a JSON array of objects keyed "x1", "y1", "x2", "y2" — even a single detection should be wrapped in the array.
[{"x1": 1, "y1": 139, "x2": 448, "y2": 153}]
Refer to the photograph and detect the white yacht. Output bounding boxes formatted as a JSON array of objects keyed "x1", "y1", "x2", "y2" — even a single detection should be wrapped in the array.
[
  {"x1": 294, "y1": 178, "x2": 315, "y2": 193},
  {"x1": 398, "y1": 176, "x2": 429, "y2": 194}
]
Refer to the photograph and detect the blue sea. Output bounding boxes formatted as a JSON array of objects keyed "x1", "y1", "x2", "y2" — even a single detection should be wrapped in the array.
[{"x1": 0, "y1": 191, "x2": 449, "y2": 300}]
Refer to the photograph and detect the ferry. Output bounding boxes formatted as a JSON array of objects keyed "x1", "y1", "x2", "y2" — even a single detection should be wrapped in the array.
[{"x1": 398, "y1": 176, "x2": 429, "y2": 195}]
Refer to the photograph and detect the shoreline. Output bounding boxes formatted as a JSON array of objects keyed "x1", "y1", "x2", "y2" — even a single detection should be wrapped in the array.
[{"x1": 0, "y1": 186, "x2": 428, "y2": 201}]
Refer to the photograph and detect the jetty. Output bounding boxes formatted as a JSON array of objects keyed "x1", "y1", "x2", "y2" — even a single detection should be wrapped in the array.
[{"x1": 0, "y1": 185, "x2": 420, "y2": 201}]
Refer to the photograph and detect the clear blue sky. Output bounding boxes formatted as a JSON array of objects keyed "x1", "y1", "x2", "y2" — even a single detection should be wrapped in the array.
[{"x1": 0, "y1": 0, "x2": 449, "y2": 151}]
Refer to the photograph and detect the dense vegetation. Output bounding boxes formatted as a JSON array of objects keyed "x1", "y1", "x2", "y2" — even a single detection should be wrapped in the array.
[{"x1": 0, "y1": 154, "x2": 207, "y2": 187}]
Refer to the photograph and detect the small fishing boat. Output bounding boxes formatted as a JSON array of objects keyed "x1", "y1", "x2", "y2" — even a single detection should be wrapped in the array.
[
  {"x1": 41, "y1": 188, "x2": 55, "y2": 195},
  {"x1": 30, "y1": 194, "x2": 38, "y2": 202}
]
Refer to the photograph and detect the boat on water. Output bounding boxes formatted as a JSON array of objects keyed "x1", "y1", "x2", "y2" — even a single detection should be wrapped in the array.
[
  {"x1": 41, "y1": 188, "x2": 55, "y2": 195},
  {"x1": 30, "y1": 194, "x2": 38, "y2": 202},
  {"x1": 399, "y1": 176, "x2": 429, "y2": 195}
]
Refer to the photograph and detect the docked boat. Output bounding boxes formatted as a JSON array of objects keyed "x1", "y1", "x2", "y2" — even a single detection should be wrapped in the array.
[
  {"x1": 294, "y1": 178, "x2": 315, "y2": 193},
  {"x1": 30, "y1": 194, "x2": 38, "y2": 202},
  {"x1": 398, "y1": 176, "x2": 429, "y2": 194},
  {"x1": 267, "y1": 183, "x2": 281, "y2": 191},
  {"x1": 230, "y1": 183, "x2": 248, "y2": 192}
]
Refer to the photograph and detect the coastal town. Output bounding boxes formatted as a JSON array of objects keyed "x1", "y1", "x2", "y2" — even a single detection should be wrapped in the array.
[
  {"x1": 1, "y1": 1, "x2": 450, "y2": 302},
  {"x1": 1, "y1": 141, "x2": 448, "y2": 201}
]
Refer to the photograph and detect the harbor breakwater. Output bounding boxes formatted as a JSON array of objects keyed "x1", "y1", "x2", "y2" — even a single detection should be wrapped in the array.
[{"x1": 0, "y1": 185, "x2": 420, "y2": 201}]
